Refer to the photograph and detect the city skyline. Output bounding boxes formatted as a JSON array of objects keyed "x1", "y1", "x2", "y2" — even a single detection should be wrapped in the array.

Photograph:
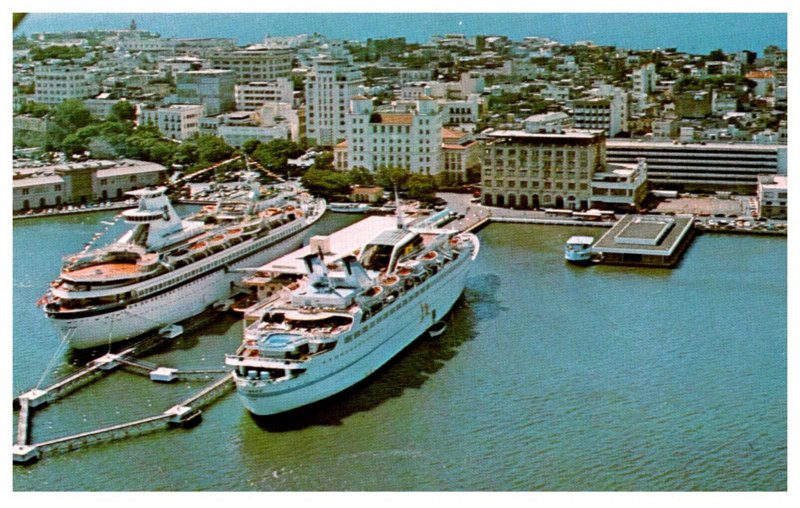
[{"x1": 12, "y1": 12, "x2": 787, "y2": 55}]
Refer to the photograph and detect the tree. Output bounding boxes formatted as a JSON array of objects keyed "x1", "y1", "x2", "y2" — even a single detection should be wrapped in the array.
[
  {"x1": 107, "y1": 101, "x2": 137, "y2": 123},
  {"x1": 406, "y1": 174, "x2": 438, "y2": 201},
  {"x1": 348, "y1": 166, "x2": 376, "y2": 186},
  {"x1": 375, "y1": 166, "x2": 411, "y2": 189},
  {"x1": 310, "y1": 151, "x2": 333, "y2": 171},
  {"x1": 251, "y1": 138, "x2": 304, "y2": 172},
  {"x1": 241, "y1": 138, "x2": 261, "y2": 155},
  {"x1": 194, "y1": 134, "x2": 234, "y2": 164},
  {"x1": 300, "y1": 168, "x2": 351, "y2": 200}
]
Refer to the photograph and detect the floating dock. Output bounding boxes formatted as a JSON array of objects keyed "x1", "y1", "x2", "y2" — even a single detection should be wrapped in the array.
[{"x1": 591, "y1": 214, "x2": 696, "y2": 268}]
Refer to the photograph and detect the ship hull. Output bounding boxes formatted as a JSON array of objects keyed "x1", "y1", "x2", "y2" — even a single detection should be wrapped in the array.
[
  {"x1": 233, "y1": 241, "x2": 475, "y2": 416},
  {"x1": 47, "y1": 212, "x2": 323, "y2": 349}
]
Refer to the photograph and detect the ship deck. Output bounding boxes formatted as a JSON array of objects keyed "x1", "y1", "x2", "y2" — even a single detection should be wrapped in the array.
[
  {"x1": 64, "y1": 262, "x2": 142, "y2": 282},
  {"x1": 258, "y1": 215, "x2": 397, "y2": 275}
]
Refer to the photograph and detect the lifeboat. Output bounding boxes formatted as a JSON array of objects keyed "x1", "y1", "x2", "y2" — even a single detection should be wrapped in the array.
[
  {"x1": 189, "y1": 241, "x2": 208, "y2": 252},
  {"x1": 227, "y1": 227, "x2": 243, "y2": 236},
  {"x1": 381, "y1": 275, "x2": 400, "y2": 287},
  {"x1": 209, "y1": 233, "x2": 227, "y2": 245},
  {"x1": 358, "y1": 285, "x2": 384, "y2": 308}
]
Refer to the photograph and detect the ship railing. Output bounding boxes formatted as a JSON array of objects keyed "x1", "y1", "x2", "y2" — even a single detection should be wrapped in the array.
[{"x1": 225, "y1": 354, "x2": 306, "y2": 369}]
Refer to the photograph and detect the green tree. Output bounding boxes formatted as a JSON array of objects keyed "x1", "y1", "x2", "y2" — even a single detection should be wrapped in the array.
[
  {"x1": 194, "y1": 134, "x2": 234, "y2": 164},
  {"x1": 251, "y1": 138, "x2": 304, "y2": 172},
  {"x1": 107, "y1": 101, "x2": 137, "y2": 123},
  {"x1": 348, "y1": 166, "x2": 376, "y2": 186},
  {"x1": 300, "y1": 168, "x2": 351, "y2": 200},
  {"x1": 406, "y1": 174, "x2": 438, "y2": 201},
  {"x1": 241, "y1": 138, "x2": 261, "y2": 155},
  {"x1": 45, "y1": 99, "x2": 94, "y2": 150},
  {"x1": 375, "y1": 166, "x2": 411, "y2": 189},
  {"x1": 310, "y1": 151, "x2": 333, "y2": 171}
]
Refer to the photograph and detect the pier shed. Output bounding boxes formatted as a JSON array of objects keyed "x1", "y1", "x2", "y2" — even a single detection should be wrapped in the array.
[{"x1": 592, "y1": 214, "x2": 695, "y2": 268}]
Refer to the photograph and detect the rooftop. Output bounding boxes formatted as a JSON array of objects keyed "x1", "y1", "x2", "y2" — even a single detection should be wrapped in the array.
[
  {"x1": 258, "y1": 215, "x2": 397, "y2": 275},
  {"x1": 593, "y1": 214, "x2": 694, "y2": 256}
]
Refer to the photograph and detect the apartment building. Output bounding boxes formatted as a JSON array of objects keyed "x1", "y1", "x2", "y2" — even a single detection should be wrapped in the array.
[
  {"x1": 481, "y1": 126, "x2": 606, "y2": 210},
  {"x1": 570, "y1": 94, "x2": 628, "y2": 137},
  {"x1": 345, "y1": 96, "x2": 443, "y2": 175},
  {"x1": 441, "y1": 128, "x2": 481, "y2": 184},
  {"x1": 34, "y1": 63, "x2": 99, "y2": 105},
  {"x1": 305, "y1": 42, "x2": 365, "y2": 146},
  {"x1": 235, "y1": 78, "x2": 294, "y2": 110},
  {"x1": 208, "y1": 47, "x2": 293, "y2": 84},
  {"x1": 140, "y1": 104, "x2": 204, "y2": 140}
]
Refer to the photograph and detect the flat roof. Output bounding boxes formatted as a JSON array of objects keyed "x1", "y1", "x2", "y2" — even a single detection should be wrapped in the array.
[
  {"x1": 258, "y1": 215, "x2": 397, "y2": 275},
  {"x1": 593, "y1": 214, "x2": 694, "y2": 256},
  {"x1": 606, "y1": 140, "x2": 786, "y2": 151}
]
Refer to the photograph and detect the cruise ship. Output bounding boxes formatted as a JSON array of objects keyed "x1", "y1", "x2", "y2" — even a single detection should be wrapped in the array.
[
  {"x1": 40, "y1": 179, "x2": 326, "y2": 349},
  {"x1": 225, "y1": 217, "x2": 480, "y2": 416}
]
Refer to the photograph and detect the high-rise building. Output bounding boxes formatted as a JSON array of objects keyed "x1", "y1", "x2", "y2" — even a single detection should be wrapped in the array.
[
  {"x1": 304, "y1": 42, "x2": 365, "y2": 146},
  {"x1": 345, "y1": 97, "x2": 443, "y2": 175},
  {"x1": 174, "y1": 69, "x2": 236, "y2": 116},
  {"x1": 208, "y1": 47, "x2": 293, "y2": 84},
  {"x1": 235, "y1": 78, "x2": 294, "y2": 110}
]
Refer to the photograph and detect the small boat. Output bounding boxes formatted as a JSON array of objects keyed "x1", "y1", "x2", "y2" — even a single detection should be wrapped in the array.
[
  {"x1": 564, "y1": 236, "x2": 594, "y2": 264},
  {"x1": 328, "y1": 202, "x2": 370, "y2": 213},
  {"x1": 159, "y1": 324, "x2": 184, "y2": 339},
  {"x1": 428, "y1": 321, "x2": 447, "y2": 337}
]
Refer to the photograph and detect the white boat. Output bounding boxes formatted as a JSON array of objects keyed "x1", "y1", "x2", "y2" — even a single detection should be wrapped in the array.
[
  {"x1": 427, "y1": 321, "x2": 447, "y2": 337},
  {"x1": 564, "y1": 236, "x2": 595, "y2": 263},
  {"x1": 328, "y1": 202, "x2": 370, "y2": 213},
  {"x1": 225, "y1": 219, "x2": 480, "y2": 416},
  {"x1": 40, "y1": 176, "x2": 326, "y2": 349}
]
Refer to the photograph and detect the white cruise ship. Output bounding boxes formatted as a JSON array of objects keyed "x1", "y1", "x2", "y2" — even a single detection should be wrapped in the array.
[
  {"x1": 225, "y1": 218, "x2": 480, "y2": 416},
  {"x1": 40, "y1": 179, "x2": 325, "y2": 349}
]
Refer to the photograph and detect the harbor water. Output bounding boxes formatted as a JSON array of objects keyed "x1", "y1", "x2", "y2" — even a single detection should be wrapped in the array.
[{"x1": 12, "y1": 212, "x2": 786, "y2": 491}]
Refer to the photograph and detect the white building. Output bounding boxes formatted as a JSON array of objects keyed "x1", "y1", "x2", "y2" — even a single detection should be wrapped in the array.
[
  {"x1": 631, "y1": 64, "x2": 658, "y2": 96},
  {"x1": 235, "y1": 78, "x2": 294, "y2": 110},
  {"x1": 756, "y1": 174, "x2": 786, "y2": 219},
  {"x1": 590, "y1": 159, "x2": 648, "y2": 211},
  {"x1": 439, "y1": 95, "x2": 482, "y2": 126},
  {"x1": 570, "y1": 91, "x2": 628, "y2": 137},
  {"x1": 140, "y1": 104, "x2": 204, "y2": 140},
  {"x1": 208, "y1": 47, "x2": 293, "y2": 84},
  {"x1": 305, "y1": 42, "x2": 365, "y2": 146},
  {"x1": 345, "y1": 96, "x2": 443, "y2": 175},
  {"x1": 34, "y1": 63, "x2": 99, "y2": 105}
]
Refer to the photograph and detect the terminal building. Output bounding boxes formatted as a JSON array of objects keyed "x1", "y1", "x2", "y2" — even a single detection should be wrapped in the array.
[
  {"x1": 605, "y1": 140, "x2": 787, "y2": 194},
  {"x1": 13, "y1": 159, "x2": 167, "y2": 212},
  {"x1": 592, "y1": 214, "x2": 695, "y2": 268}
]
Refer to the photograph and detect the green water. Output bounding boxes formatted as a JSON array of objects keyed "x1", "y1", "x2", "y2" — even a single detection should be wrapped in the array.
[{"x1": 12, "y1": 215, "x2": 786, "y2": 491}]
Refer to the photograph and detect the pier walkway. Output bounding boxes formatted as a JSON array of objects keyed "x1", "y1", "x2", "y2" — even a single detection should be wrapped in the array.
[{"x1": 12, "y1": 330, "x2": 235, "y2": 465}]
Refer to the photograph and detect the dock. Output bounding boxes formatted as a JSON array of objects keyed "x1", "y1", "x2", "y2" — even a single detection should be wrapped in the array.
[{"x1": 13, "y1": 330, "x2": 234, "y2": 465}]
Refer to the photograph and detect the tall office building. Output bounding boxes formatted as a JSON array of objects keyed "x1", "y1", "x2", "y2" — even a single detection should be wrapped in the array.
[{"x1": 304, "y1": 42, "x2": 364, "y2": 146}]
